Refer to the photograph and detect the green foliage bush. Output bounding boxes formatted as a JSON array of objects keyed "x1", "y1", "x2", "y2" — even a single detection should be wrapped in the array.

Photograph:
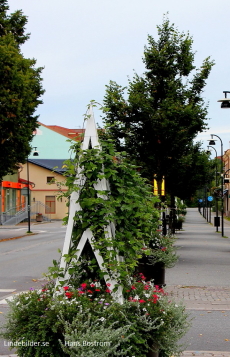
[
  {"x1": 52, "y1": 136, "x2": 171, "y2": 287},
  {"x1": 1, "y1": 277, "x2": 190, "y2": 357}
]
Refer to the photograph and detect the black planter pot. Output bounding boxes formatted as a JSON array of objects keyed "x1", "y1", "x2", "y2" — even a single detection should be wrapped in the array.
[
  {"x1": 146, "y1": 342, "x2": 160, "y2": 357},
  {"x1": 147, "y1": 350, "x2": 159, "y2": 357},
  {"x1": 136, "y1": 256, "x2": 165, "y2": 287},
  {"x1": 175, "y1": 220, "x2": 183, "y2": 230}
]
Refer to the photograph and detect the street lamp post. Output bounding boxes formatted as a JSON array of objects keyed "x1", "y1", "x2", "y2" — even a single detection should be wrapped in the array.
[
  {"x1": 209, "y1": 134, "x2": 224, "y2": 237},
  {"x1": 207, "y1": 145, "x2": 219, "y2": 230},
  {"x1": 26, "y1": 156, "x2": 31, "y2": 233},
  {"x1": 27, "y1": 147, "x2": 39, "y2": 233}
]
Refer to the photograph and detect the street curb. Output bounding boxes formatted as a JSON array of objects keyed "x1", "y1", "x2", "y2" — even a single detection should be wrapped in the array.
[{"x1": 0, "y1": 233, "x2": 38, "y2": 243}]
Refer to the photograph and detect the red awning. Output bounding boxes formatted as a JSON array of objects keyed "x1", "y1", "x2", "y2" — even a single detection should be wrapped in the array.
[{"x1": 18, "y1": 178, "x2": 35, "y2": 187}]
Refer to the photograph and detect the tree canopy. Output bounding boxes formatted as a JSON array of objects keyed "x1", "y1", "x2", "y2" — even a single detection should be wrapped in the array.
[
  {"x1": 102, "y1": 17, "x2": 215, "y2": 201},
  {"x1": 0, "y1": 0, "x2": 44, "y2": 180}
]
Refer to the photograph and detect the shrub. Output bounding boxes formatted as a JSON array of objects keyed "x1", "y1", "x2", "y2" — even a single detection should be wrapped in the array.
[{"x1": 0, "y1": 277, "x2": 190, "y2": 357}]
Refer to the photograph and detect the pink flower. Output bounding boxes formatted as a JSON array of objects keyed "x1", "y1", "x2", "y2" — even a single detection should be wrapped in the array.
[
  {"x1": 131, "y1": 285, "x2": 136, "y2": 290},
  {"x1": 65, "y1": 292, "x2": 74, "y2": 298},
  {"x1": 139, "y1": 299, "x2": 146, "y2": 303},
  {"x1": 139, "y1": 273, "x2": 146, "y2": 280},
  {"x1": 152, "y1": 294, "x2": 159, "y2": 303},
  {"x1": 80, "y1": 283, "x2": 87, "y2": 290},
  {"x1": 63, "y1": 286, "x2": 69, "y2": 291},
  {"x1": 90, "y1": 283, "x2": 95, "y2": 287},
  {"x1": 106, "y1": 283, "x2": 111, "y2": 287},
  {"x1": 105, "y1": 288, "x2": 111, "y2": 293}
]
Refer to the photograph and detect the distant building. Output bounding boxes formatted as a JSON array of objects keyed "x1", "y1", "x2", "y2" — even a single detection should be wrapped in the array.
[
  {"x1": 29, "y1": 123, "x2": 84, "y2": 159},
  {"x1": 20, "y1": 159, "x2": 69, "y2": 221},
  {"x1": 0, "y1": 123, "x2": 84, "y2": 224}
]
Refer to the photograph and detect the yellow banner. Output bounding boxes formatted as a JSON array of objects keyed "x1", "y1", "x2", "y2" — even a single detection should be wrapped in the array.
[{"x1": 153, "y1": 177, "x2": 165, "y2": 196}]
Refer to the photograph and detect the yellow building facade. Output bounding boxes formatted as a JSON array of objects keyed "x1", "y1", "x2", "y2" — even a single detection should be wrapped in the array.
[{"x1": 20, "y1": 161, "x2": 69, "y2": 221}]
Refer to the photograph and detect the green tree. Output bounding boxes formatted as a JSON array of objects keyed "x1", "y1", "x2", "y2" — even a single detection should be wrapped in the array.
[
  {"x1": 167, "y1": 142, "x2": 216, "y2": 200},
  {"x1": 102, "y1": 16, "x2": 214, "y2": 204},
  {"x1": 0, "y1": 0, "x2": 44, "y2": 180}
]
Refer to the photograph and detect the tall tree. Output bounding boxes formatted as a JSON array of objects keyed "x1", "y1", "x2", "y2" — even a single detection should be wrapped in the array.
[
  {"x1": 0, "y1": 0, "x2": 44, "y2": 180},
  {"x1": 102, "y1": 17, "x2": 214, "y2": 203}
]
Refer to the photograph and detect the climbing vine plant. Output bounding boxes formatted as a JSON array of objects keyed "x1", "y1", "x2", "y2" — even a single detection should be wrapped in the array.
[{"x1": 50, "y1": 130, "x2": 160, "y2": 289}]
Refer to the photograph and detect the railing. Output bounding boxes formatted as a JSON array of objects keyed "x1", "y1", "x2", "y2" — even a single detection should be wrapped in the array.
[{"x1": 1, "y1": 201, "x2": 51, "y2": 225}]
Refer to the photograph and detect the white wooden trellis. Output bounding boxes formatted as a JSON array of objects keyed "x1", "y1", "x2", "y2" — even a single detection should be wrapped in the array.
[{"x1": 56, "y1": 105, "x2": 123, "y2": 303}]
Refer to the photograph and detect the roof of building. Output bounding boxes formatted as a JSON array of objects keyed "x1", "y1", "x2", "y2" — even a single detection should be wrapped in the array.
[
  {"x1": 39, "y1": 123, "x2": 85, "y2": 141},
  {"x1": 28, "y1": 159, "x2": 71, "y2": 174}
]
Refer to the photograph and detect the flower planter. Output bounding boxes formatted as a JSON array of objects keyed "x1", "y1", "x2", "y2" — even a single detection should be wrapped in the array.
[
  {"x1": 147, "y1": 342, "x2": 160, "y2": 357},
  {"x1": 136, "y1": 256, "x2": 165, "y2": 287},
  {"x1": 147, "y1": 349, "x2": 159, "y2": 357},
  {"x1": 175, "y1": 220, "x2": 183, "y2": 230},
  {"x1": 36, "y1": 215, "x2": 43, "y2": 222}
]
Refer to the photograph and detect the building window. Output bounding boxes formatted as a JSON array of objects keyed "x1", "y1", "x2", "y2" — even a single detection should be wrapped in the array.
[
  {"x1": 47, "y1": 176, "x2": 55, "y2": 184},
  {"x1": 45, "y1": 196, "x2": 56, "y2": 214}
]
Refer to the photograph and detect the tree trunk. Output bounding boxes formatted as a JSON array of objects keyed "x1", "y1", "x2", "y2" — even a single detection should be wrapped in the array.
[{"x1": 170, "y1": 194, "x2": 176, "y2": 234}]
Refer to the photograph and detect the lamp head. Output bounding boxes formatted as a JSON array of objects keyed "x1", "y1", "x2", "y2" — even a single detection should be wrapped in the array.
[
  {"x1": 221, "y1": 100, "x2": 230, "y2": 108},
  {"x1": 33, "y1": 147, "x2": 39, "y2": 156},
  {"x1": 218, "y1": 91, "x2": 230, "y2": 108},
  {"x1": 209, "y1": 140, "x2": 216, "y2": 145}
]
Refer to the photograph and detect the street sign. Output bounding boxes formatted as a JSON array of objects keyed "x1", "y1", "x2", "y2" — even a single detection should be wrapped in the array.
[{"x1": 207, "y1": 196, "x2": 213, "y2": 202}]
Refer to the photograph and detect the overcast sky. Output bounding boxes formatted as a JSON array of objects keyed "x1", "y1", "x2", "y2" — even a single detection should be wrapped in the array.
[{"x1": 8, "y1": 0, "x2": 230, "y2": 155}]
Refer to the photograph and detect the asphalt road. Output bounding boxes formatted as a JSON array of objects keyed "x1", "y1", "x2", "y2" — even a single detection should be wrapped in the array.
[
  {"x1": 0, "y1": 222, "x2": 66, "y2": 356},
  {"x1": 0, "y1": 221, "x2": 66, "y2": 296}
]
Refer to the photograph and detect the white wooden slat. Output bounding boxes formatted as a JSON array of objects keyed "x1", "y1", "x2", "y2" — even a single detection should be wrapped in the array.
[{"x1": 56, "y1": 104, "x2": 123, "y2": 303}]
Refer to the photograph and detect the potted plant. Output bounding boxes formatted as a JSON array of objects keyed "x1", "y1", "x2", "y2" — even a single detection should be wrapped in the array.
[
  {"x1": 36, "y1": 213, "x2": 43, "y2": 222},
  {"x1": 175, "y1": 215, "x2": 185, "y2": 230},
  {"x1": 136, "y1": 234, "x2": 178, "y2": 287},
  {"x1": 1, "y1": 277, "x2": 190, "y2": 357}
]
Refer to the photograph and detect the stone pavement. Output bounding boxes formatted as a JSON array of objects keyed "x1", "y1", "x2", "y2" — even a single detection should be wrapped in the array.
[
  {"x1": 182, "y1": 353, "x2": 230, "y2": 357},
  {"x1": 166, "y1": 285, "x2": 230, "y2": 311}
]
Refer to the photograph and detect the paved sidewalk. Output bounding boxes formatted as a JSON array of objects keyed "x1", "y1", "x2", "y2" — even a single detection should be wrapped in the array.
[
  {"x1": 165, "y1": 208, "x2": 230, "y2": 356},
  {"x1": 182, "y1": 352, "x2": 230, "y2": 357}
]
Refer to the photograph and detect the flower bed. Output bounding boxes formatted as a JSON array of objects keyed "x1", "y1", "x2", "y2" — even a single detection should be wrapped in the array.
[{"x1": 1, "y1": 274, "x2": 190, "y2": 357}]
